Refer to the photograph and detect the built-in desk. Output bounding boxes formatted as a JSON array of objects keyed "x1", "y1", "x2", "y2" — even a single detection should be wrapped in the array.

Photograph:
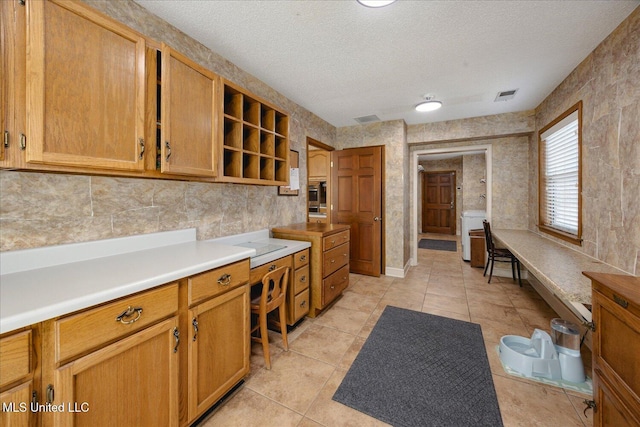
[{"x1": 492, "y1": 229, "x2": 632, "y2": 349}]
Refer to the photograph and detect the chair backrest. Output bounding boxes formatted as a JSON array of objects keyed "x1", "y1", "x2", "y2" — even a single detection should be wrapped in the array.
[
  {"x1": 259, "y1": 266, "x2": 290, "y2": 310},
  {"x1": 482, "y1": 220, "x2": 495, "y2": 252}
]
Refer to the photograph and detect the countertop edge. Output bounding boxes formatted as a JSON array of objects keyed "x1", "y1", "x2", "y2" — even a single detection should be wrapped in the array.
[{"x1": 0, "y1": 242, "x2": 254, "y2": 334}]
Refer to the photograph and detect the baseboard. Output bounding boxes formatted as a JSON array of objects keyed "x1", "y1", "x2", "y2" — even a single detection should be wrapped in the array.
[{"x1": 385, "y1": 260, "x2": 411, "y2": 278}]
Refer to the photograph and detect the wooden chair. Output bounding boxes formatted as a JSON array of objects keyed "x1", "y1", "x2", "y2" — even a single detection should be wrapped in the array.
[
  {"x1": 482, "y1": 220, "x2": 522, "y2": 286},
  {"x1": 250, "y1": 266, "x2": 290, "y2": 369}
]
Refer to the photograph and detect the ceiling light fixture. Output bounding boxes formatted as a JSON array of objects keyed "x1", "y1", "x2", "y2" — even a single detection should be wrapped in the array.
[
  {"x1": 357, "y1": 0, "x2": 397, "y2": 8},
  {"x1": 415, "y1": 96, "x2": 442, "y2": 112}
]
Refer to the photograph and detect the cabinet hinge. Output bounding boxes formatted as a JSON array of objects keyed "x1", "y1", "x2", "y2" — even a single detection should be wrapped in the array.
[
  {"x1": 582, "y1": 399, "x2": 596, "y2": 417},
  {"x1": 3, "y1": 131, "x2": 8, "y2": 148},
  {"x1": 582, "y1": 321, "x2": 596, "y2": 332},
  {"x1": 330, "y1": 161, "x2": 333, "y2": 168},
  {"x1": 19, "y1": 133, "x2": 26, "y2": 150}
]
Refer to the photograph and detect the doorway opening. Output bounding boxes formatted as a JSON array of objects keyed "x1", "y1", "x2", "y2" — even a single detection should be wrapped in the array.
[
  {"x1": 306, "y1": 137, "x2": 334, "y2": 224},
  {"x1": 411, "y1": 145, "x2": 492, "y2": 266}
]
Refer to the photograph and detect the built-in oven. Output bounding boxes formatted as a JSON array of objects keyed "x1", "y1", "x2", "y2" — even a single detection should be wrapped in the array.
[
  {"x1": 309, "y1": 184, "x2": 319, "y2": 207},
  {"x1": 308, "y1": 181, "x2": 326, "y2": 209}
]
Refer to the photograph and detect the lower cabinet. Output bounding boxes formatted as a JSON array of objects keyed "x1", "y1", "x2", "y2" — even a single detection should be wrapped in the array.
[
  {"x1": 0, "y1": 327, "x2": 37, "y2": 427},
  {"x1": 585, "y1": 272, "x2": 640, "y2": 427},
  {"x1": 52, "y1": 317, "x2": 180, "y2": 426},
  {"x1": 187, "y1": 285, "x2": 249, "y2": 421},
  {"x1": 10, "y1": 258, "x2": 252, "y2": 427}
]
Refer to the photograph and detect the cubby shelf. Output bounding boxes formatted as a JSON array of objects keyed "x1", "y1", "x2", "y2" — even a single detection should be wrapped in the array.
[{"x1": 220, "y1": 80, "x2": 290, "y2": 185}]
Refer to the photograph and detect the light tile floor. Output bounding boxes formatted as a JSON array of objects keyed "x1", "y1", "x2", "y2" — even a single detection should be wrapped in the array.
[{"x1": 199, "y1": 234, "x2": 594, "y2": 427}]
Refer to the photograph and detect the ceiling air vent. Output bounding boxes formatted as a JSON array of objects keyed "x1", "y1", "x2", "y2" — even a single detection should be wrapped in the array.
[
  {"x1": 494, "y1": 89, "x2": 518, "y2": 102},
  {"x1": 353, "y1": 114, "x2": 380, "y2": 124}
]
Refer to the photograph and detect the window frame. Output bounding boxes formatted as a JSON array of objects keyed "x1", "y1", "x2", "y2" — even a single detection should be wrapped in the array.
[{"x1": 537, "y1": 101, "x2": 583, "y2": 245}]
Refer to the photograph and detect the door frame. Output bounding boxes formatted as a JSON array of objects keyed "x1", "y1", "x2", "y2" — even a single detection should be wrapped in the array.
[{"x1": 411, "y1": 144, "x2": 492, "y2": 266}]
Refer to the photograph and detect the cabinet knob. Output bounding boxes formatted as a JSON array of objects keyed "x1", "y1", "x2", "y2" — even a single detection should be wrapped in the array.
[
  {"x1": 331, "y1": 259, "x2": 335, "y2": 263},
  {"x1": 300, "y1": 255, "x2": 307, "y2": 262},
  {"x1": 269, "y1": 264, "x2": 277, "y2": 271},
  {"x1": 300, "y1": 300, "x2": 306, "y2": 307},
  {"x1": 300, "y1": 275, "x2": 306, "y2": 282}
]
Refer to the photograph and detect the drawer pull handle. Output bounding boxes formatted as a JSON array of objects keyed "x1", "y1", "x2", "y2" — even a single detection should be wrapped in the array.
[
  {"x1": 613, "y1": 295, "x2": 628, "y2": 309},
  {"x1": 192, "y1": 318, "x2": 199, "y2": 342},
  {"x1": 115, "y1": 306, "x2": 143, "y2": 324},
  {"x1": 300, "y1": 275, "x2": 307, "y2": 282},
  {"x1": 165, "y1": 141, "x2": 172, "y2": 161},
  {"x1": 269, "y1": 264, "x2": 277, "y2": 271},
  {"x1": 173, "y1": 327, "x2": 180, "y2": 353},
  {"x1": 331, "y1": 240, "x2": 335, "y2": 244},
  {"x1": 300, "y1": 300, "x2": 306, "y2": 307},
  {"x1": 217, "y1": 274, "x2": 232, "y2": 286},
  {"x1": 46, "y1": 384, "x2": 54, "y2": 404}
]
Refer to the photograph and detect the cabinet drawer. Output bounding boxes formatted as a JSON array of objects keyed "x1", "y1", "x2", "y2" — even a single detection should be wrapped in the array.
[
  {"x1": 293, "y1": 264, "x2": 310, "y2": 295},
  {"x1": 189, "y1": 259, "x2": 250, "y2": 305},
  {"x1": 293, "y1": 248, "x2": 310, "y2": 269},
  {"x1": 0, "y1": 330, "x2": 32, "y2": 387},
  {"x1": 56, "y1": 283, "x2": 178, "y2": 363},
  {"x1": 323, "y1": 242, "x2": 350, "y2": 277},
  {"x1": 322, "y1": 264, "x2": 349, "y2": 306},
  {"x1": 322, "y1": 230, "x2": 350, "y2": 251},
  {"x1": 250, "y1": 256, "x2": 291, "y2": 285},
  {"x1": 289, "y1": 288, "x2": 310, "y2": 324}
]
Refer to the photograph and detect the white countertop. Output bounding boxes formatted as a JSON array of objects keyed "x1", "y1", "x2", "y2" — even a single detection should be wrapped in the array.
[
  {"x1": 207, "y1": 230, "x2": 311, "y2": 269},
  {"x1": 0, "y1": 229, "x2": 255, "y2": 334}
]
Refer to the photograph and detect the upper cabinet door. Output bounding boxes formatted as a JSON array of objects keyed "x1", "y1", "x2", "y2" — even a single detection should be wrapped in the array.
[
  {"x1": 26, "y1": 0, "x2": 146, "y2": 171},
  {"x1": 160, "y1": 44, "x2": 217, "y2": 177}
]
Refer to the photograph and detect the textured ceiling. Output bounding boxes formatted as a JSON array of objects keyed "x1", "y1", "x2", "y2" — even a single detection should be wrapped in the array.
[{"x1": 134, "y1": 0, "x2": 638, "y2": 127}]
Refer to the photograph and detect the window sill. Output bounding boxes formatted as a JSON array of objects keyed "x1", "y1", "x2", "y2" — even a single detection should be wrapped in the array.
[{"x1": 538, "y1": 225, "x2": 582, "y2": 246}]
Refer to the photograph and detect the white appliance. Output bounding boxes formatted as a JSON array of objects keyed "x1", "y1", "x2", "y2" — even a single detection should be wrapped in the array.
[{"x1": 460, "y1": 210, "x2": 486, "y2": 261}]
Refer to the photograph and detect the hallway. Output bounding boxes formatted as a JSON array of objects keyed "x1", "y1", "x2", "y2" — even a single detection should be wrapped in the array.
[{"x1": 199, "y1": 234, "x2": 593, "y2": 426}]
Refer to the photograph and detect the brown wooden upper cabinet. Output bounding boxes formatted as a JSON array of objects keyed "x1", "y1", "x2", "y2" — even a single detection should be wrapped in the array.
[
  {"x1": 159, "y1": 44, "x2": 218, "y2": 177},
  {"x1": 308, "y1": 150, "x2": 329, "y2": 180},
  {"x1": 219, "y1": 80, "x2": 290, "y2": 185},
  {"x1": 25, "y1": 0, "x2": 147, "y2": 172}
]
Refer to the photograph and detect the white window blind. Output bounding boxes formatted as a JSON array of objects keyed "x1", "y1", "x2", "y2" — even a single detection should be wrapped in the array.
[{"x1": 541, "y1": 111, "x2": 579, "y2": 235}]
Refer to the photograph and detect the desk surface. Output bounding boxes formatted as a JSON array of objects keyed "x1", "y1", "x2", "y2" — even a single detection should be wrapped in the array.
[{"x1": 493, "y1": 229, "x2": 630, "y2": 305}]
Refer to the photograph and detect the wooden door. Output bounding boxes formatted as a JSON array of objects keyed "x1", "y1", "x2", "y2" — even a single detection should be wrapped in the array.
[
  {"x1": 331, "y1": 146, "x2": 383, "y2": 276},
  {"x1": 160, "y1": 44, "x2": 217, "y2": 177},
  {"x1": 422, "y1": 171, "x2": 456, "y2": 234},
  {"x1": 0, "y1": 0, "x2": 26, "y2": 170},
  {"x1": 54, "y1": 317, "x2": 179, "y2": 427},
  {"x1": 188, "y1": 285, "x2": 249, "y2": 421},
  {"x1": 26, "y1": 0, "x2": 146, "y2": 171}
]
